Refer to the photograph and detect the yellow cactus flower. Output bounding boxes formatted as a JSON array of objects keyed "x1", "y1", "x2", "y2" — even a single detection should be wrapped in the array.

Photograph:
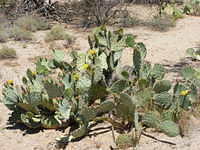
[
  {"x1": 32, "y1": 71, "x2": 37, "y2": 76},
  {"x1": 180, "y1": 90, "x2": 190, "y2": 96},
  {"x1": 88, "y1": 49, "x2": 97, "y2": 55},
  {"x1": 82, "y1": 64, "x2": 90, "y2": 70},
  {"x1": 72, "y1": 73, "x2": 80, "y2": 81},
  {"x1": 7, "y1": 80, "x2": 14, "y2": 85}
]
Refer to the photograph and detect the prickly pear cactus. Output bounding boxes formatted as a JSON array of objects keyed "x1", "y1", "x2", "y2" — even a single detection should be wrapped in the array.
[{"x1": 2, "y1": 26, "x2": 198, "y2": 148}]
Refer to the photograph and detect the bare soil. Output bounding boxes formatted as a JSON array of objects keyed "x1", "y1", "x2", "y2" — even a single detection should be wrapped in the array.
[{"x1": 1, "y1": 13, "x2": 200, "y2": 150}]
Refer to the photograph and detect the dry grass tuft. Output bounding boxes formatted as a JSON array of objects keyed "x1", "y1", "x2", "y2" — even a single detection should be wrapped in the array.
[
  {"x1": 0, "y1": 45, "x2": 16, "y2": 59},
  {"x1": 147, "y1": 14, "x2": 175, "y2": 32},
  {"x1": 15, "y1": 16, "x2": 50, "y2": 32},
  {"x1": 0, "y1": 30, "x2": 9, "y2": 43},
  {"x1": 9, "y1": 26, "x2": 33, "y2": 41},
  {"x1": 45, "y1": 25, "x2": 74, "y2": 44},
  {"x1": 0, "y1": 23, "x2": 9, "y2": 43}
]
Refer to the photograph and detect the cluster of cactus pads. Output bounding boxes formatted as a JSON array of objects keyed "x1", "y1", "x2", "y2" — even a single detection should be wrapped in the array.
[{"x1": 1, "y1": 26, "x2": 200, "y2": 148}]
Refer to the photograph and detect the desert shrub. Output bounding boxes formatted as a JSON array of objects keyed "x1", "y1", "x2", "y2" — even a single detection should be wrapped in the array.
[
  {"x1": 79, "y1": 0, "x2": 124, "y2": 26},
  {"x1": 0, "y1": 25, "x2": 9, "y2": 42},
  {"x1": 15, "y1": 16, "x2": 50, "y2": 32},
  {"x1": 147, "y1": 14, "x2": 175, "y2": 31},
  {"x1": 0, "y1": 0, "x2": 9, "y2": 7},
  {"x1": 0, "y1": 0, "x2": 15, "y2": 7},
  {"x1": 0, "y1": 46, "x2": 16, "y2": 59},
  {"x1": 45, "y1": 25, "x2": 74, "y2": 43},
  {"x1": 0, "y1": 0, "x2": 6, "y2": 6},
  {"x1": 9, "y1": 26, "x2": 33, "y2": 41},
  {"x1": 0, "y1": 0, "x2": 17, "y2": 16},
  {"x1": 0, "y1": 30, "x2": 9, "y2": 42},
  {"x1": 116, "y1": 10, "x2": 141, "y2": 27}
]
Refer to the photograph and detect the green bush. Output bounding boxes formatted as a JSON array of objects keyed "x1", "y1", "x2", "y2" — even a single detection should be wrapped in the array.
[
  {"x1": 15, "y1": 16, "x2": 50, "y2": 32},
  {"x1": 0, "y1": 46, "x2": 16, "y2": 59},
  {"x1": 45, "y1": 25, "x2": 74, "y2": 43},
  {"x1": 9, "y1": 26, "x2": 33, "y2": 41}
]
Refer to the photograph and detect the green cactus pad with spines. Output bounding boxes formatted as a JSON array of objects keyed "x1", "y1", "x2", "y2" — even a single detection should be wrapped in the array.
[
  {"x1": 154, "y1": 92, "x2": 172, "y2": 108},
  {"x1": 69, "y1": 125, "x2": 88, "y2": 142},
  {"x1": 133, "y1": 48, "x2": 142, "y2": 77},
  {"x1": 125, "y1": 34, "x2": 136, "y2": 48},
  {"x1": 150, "y1": 64, "x2": 166, "y2": 80},
  {"x1": 96, "y1": 100, "x2": 115, "y2": 114},
  {"x1": 43, "y1": 80, "x2": 65, "y2": 99},
  {"x1": 138, "y1": 78, "x2": 149, "y2": 90},
  {"x1": 41, "y1": 116, "x2": 62, "y2": 129},
  {"x1": 161, "y1": 110, "x2": 175, "y2": 121},
  {"x1": 21, "y1": 112, "x2": 41, "y2": 129},
  {"x1": 36, "y1": 58, "x2": 52, "y2": 75},
  {"x1": 53, "y1": 50, "x2": 65, "y2": 62},
  {"x1": 135, "y1": 88, "x2": 153, "y2": 107},
  {"x1": 139, "y1": 62, "x2": 151, "y2": 79},
  {"x1": 79, "y1": 106, "x2": 97, "y2": 122},
  {"x1": 27, "y1": 91, "x2": 42, "y2": 106},
  {"x1": 181, "y1": 66, "x2": 196, "y2": 80},
  {"x1": 142, "y1": 112, "x2": 161, "y2": 128},
  {"x1": 136, "y1": 42, "x2": 147, "y2": 59},
  {"x1": 88, "y1": 84, "x2": 108, "y2": 103},
  {"x1": 2, "y1": 87, "x2": 20, "y2": 110},
  {"x1": 153, "y1": 80, "x2": 172, "y2": 93},
  {"x1": 159, "y1": 120, "x2": 180, "y2": 137},
  {"x1": 56, "y1": 99, "x2": 72, "y2": 120},
  {"x1": 109, "y1": 80, "x2": 129, "y2": 93},
  {"x1": 116, "y1": 133, "x2": 136, "y2": 149},
  {"x1": 116, "y1": 93, "x2": 135, "y2": 122}
]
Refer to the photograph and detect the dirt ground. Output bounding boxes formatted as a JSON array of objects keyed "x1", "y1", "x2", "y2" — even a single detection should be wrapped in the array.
[{"x1": 1, "y1": 13, "x2": 200, "y2": 150}]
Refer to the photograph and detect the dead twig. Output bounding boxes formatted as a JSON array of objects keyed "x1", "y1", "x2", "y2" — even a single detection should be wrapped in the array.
[{"x1": 141, "y1": 131, "x2": 176, "y2": 146}]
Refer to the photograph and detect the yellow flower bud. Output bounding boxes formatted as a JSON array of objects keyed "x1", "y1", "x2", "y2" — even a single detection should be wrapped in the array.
[
  {"x1": 180, "y1": 90, "x2": 190, "y2": 96},
  {"x1": 82, "y1": 64, "x2": 90, "y2": 70},
  {"x1": 7, "y1": 80, "x2": 14, "y2": 85},
  {"x1": 32, "y1": 71, "x2": 37, "y2": 76},
  {"x1": 72, "y1": 73, "x2": 80, "y2": 81},
  {"x1": 88, "y1": 49, "x2": 97, "y2": 55}
]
